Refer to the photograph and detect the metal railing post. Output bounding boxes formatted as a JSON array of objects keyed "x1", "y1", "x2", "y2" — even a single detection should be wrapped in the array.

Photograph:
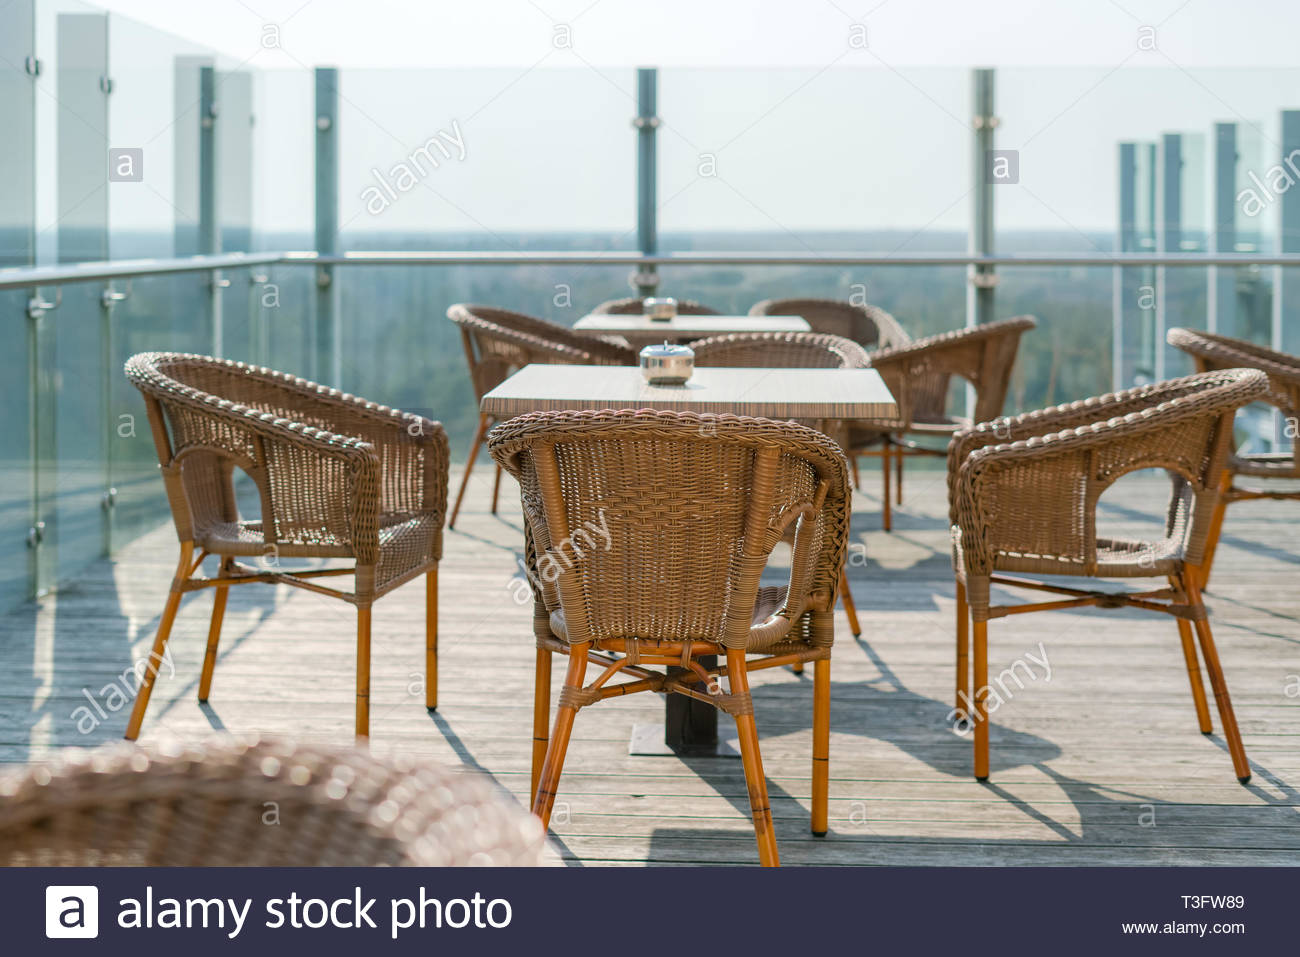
[
  {"x1": 634, "y1": 67, "x2": 659, "y2": 298},
  {"x1": 315, "y1": 67, "x2": 340, "y2": 385},
  {"x1": 970, "y1": 68, "x2": 996, "y2": 330},
  {"x1": 1210, "y1": 121, "x2": 1237, "y2": 337},
  {"x1": 199, "y1": 65, "x2": 224, "y2": 355}
]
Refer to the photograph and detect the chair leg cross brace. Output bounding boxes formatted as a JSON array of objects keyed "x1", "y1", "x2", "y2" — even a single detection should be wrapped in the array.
[
  {"x1": 957, "y1": 567, "x2": 1251, "y2": 785},
  {"x1": 530, "y1": 641, "x2": 833, "y2": 866}
]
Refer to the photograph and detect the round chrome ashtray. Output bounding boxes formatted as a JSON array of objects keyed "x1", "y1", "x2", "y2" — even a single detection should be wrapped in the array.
[
  {"x1": 643, "y1": 297, "x2": 678, "y2": 321},
  {"x1": 639, "y1": 341, "x2": 694, "y2": 385}
]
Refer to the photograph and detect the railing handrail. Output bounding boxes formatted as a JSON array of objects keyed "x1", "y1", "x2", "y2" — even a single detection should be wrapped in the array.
[
  {"x1": 5, "y1": 248, "x2": 1300, "y2": 292},
  {"x1": 0, "y1": 252, "x2": 285, "y2": 292}
]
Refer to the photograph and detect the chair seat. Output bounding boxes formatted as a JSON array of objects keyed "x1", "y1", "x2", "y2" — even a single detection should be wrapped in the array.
[
  {"x1": 543, "y1": 583, "x2": 803, "y2": 651},
  {"x1": 954, "y1": 529, "x2": 1184, "y2": 580},
  {"x1": 196, "y1": 511, "x2": 439, "y2": 589},
  {"x1": 1230, "y1": 451, "x2": 1299, "y2": 479},
  {"x1": 909, "y1": 416, "x2": 968, "y2": 434}
]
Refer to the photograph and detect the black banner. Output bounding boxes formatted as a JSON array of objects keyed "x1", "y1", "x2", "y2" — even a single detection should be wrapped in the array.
[{"x1": 10, "y1": 866, "x2": 1294, "y2": 953}]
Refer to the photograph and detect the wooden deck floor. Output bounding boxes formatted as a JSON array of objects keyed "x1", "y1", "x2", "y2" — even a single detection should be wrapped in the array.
[{"x1": 3, "y1": 464, "x2": 1298, "y2": 866}]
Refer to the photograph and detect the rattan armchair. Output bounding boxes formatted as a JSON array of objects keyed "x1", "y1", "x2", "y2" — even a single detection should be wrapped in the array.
[
  {"x1": 591, "y1": 296, "x2": 720, "y2": 315},
  {"x1": 1167, "y1": 328, "x2": 1300, "y2": 587},
  {"x1": 866, "y1": 316, "x2": 1036, "y2": 530},
  {"x1": 749, "y1": 297, "x2": 910, "y2": 350},
  {"x1": 948, "y1": 369, "x2": 1269, "y2": 784},
  {"x1": 0, "y1": 736, "x2": 546, "y2": 865},
  {"x1": 692, "y1": 331, "x2": 868, "y2": 639},
  {"x1": 691, "y1": 330, "x2": 870, "y2": 370},
  {"x1": 489, "y1": 410, "x2": 852, "y2": 867},
  {"x1": 446, "y1": 304, "x2": 636, "y2": 529},
  {"x1": 124, "y1": 352, "x2": 449, "y2": 738}
]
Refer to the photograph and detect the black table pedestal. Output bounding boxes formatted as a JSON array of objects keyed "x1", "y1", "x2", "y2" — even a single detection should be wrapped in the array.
[{"x1": 627, "y1": 656, "x2": 740, "y2": 758}]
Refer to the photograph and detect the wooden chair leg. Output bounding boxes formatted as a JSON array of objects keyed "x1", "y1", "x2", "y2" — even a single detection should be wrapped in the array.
[
  {"x1": 448, "y1": 413, "x2": 491, "y2": 530},
  {"x1": 356, "y1": 607, "x2": 372, "y2": 740},
  {"x1": 425, "y1": 567, "x2": 438, "y2": 711},
  {"x1": 811, "y1": 657, "x2": 830, "y2": 836},
  {"x1": 955, "y1": 580, "x2": 969, "y2": 718},
  {"x1": 727, "y1": 648, "x2": 779, "y2": 866},
  {"x1": 972, "y1": 618, "x2": 989, "y2": 781},
  {"x1": 894, "y1": 437, "x2": 904, "y2": 505},
  {"x1": 1183, "y1": 569, "x2": 1251, "y2": 782},
  {"x1": 839, "y1": 569, "x2": 861, "y2": 637},
  {"x1": 125, "y1": 542, "x2": 195, "y2": 740},
  {"x1": 791, "y1": 660, "x2": 805, "y2": 674},
  {"x1": 850, "y1": 455, "x2": 861, "y2": 490},
  {"x1": 1170, "y1": 576, "x2": 1212, "y2": 734},
  {"x1": 490, "y1": 464, "x2": 503, "y2": 515},
  {"x1": 197, "y1": 584, "x2": 228, "y2": 703},
  {"x1": 534, "y1": 642, "x2": 589, "y2": 828},
  {"x1": 531, "y1": 647, "x2": 552, "y2": 802},
  {"x1": 1199, "y1": 470, "x2": 1232, "y2": 590},
  {"x1": 881, "y1": 442, "x2": 892, "y2": 532}
]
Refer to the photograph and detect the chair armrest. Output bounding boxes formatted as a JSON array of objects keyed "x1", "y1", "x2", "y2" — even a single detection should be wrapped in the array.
[
  {"x1": 946, "y1": 373, "x2": 1240, "y2": 524},
  {"x1": 222, "y1": 404, "x2": 385, "y2": 563},
  {"x1": 869, "y1": 316, "x2": 1036, "y2": 425},
  {"x1": 951, "y1": 369, "x2": 1269, "y2": 576}
]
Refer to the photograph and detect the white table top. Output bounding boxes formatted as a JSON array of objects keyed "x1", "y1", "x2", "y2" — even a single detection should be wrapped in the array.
[
  {"x1": 481, "y1": 364, "x2": 898, "y2": 421},
  {"x1": 573, "y1": 314, "x2": 810, "y2": 344}
]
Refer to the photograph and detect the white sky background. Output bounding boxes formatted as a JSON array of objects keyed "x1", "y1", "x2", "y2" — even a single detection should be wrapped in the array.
[{"x1": 68, "y1": 0, "x2": 1300, "y2": 241}]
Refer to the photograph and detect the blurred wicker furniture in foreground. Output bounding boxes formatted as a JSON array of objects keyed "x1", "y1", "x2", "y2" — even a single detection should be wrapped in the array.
[
  {"x1": 447, "y1": 304, "x2": 636, "y2": 528},
  {"x1": 948, "y1": 369, "x2": 1269, "y2": 784},
  {"x1": 124, "y1": 352, "x2": 448, "y2": 737},
  {"x1": 1167, "y1": 328, "x2": 1300, "y2": 587},
  {"x1": 0, "y1": 737, "x2": 546, "y2": 866},
  {"x1": 490, "y1": 409, "x2": 852, "y2": 867}
]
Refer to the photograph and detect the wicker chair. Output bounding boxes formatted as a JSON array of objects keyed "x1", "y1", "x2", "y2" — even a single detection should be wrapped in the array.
[
  {"x1": 1167, "y1": 328, "x2": 1300, "y2": 587},
  {"x1": 691, "y1": 330, "x2": 870, "y2": 370},
  {"x1": 866, "y1": 316, "x2": 1037, "y2": 531},
  {"x1": 948, "y1": 369, "x2": 1269, "y2": 784},
  {"x1": 750, "y1": 298, "x2": 912, "y2": 521},
  {"x1": 591, "y1": 296, "x2": 720, "y2": 315},
  {"x1": 0, "y1": 736, "x2": 546, "y2": 865},
  {"x1": 692, "y1": 331, "x2": 868, "y2": 639},
  {"x1": 749, "y1": 297, "x2": 910, "y2": 350},
  {"x1": 447, "y1": 304, "x2": 636, "y2": 529},
  {"x1": 124, "y1": 352, "x2": 449, "y2": 738},
  {"x1": 489, "y1": 410, "x2": 852, "y2": 867}
]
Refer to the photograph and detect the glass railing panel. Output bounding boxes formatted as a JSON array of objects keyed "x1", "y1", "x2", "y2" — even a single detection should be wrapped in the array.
[
  {"x1": 251, "y1": 69, "x2": 314, "y2": 255},
  {"x1": 107, "y1": 272, "x2": 214, "y2": 547},
  {"x1": 999, "y1": 266, "x2": 1114, "y2": 416},
  {"x1": 335, "y1": 68, "x2": 636, "y2": 254},
  {"x1": 0, "y1": 0, "x2": 38, "y2": 610},
  {"x1": 658, "y1": 68, "x2": 969, "y2": 254},
  {"x1": 40, "y1": 1, "x2": 110, "y2": 591},
  {"x1": 336, "y1": 263, "x2": 636, "y2": 456}
]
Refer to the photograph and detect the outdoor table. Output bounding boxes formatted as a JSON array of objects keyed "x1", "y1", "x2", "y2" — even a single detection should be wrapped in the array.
[
  {"x1": 482, "y1": 363, "x2": 898, "y2": 756},
  {"x1": 572, "y1": 313, "x2": 810, "y2": 347}
]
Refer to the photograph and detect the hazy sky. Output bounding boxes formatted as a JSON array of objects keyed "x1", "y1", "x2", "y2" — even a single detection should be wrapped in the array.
[
  {"x1": 32, "y1": 1, "x2": 1300, "y2": 244},
  {"x1": 87, "y1": 0, "x2": 1300, "y2": 68}
]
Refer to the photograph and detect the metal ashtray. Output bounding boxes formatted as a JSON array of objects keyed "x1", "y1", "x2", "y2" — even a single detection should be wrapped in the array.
[
  {"x1": 643, "y1": 296, "x2": 678, "y2": 321},
  {"x1": 640, "y1": 341, "x2": 694, "y2": 385}
]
